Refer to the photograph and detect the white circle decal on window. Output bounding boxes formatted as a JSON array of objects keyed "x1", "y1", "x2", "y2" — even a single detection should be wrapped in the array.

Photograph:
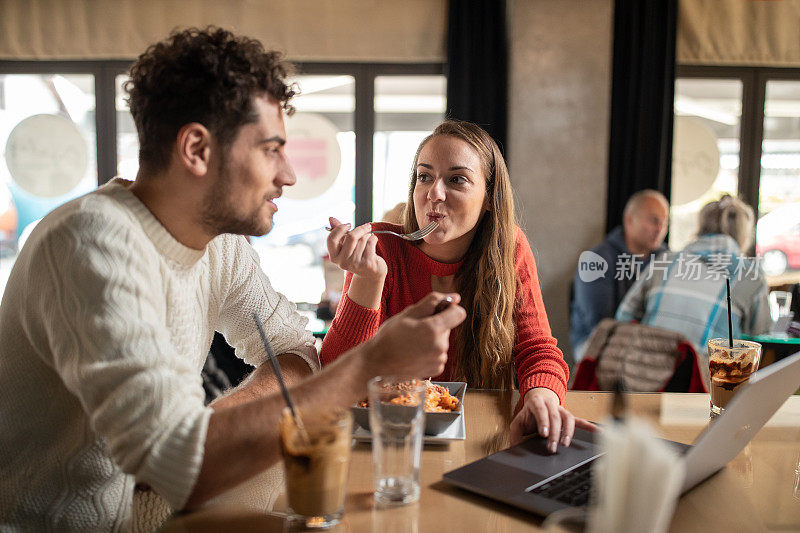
[
  {"x1": 671, "y1": 116, "x2": 721, "y2": 206},
  {"x1": 283, "y1": 113, "x2": 342, "y2": 200},
  {"x1": 4, "y1": 114, "x2": 88, "y2": 198}
]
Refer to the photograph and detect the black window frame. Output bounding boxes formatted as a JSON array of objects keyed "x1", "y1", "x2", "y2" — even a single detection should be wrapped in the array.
[
  {"x1": 0, "y1": 60, "x2": 445, "y2": 226},
  {"x1": 0, "y1": 60, "x2": 133, "y2": 185},
  {"x1": 296, "y1": 62, "x2": 445, "y2": 224},
  {"x1": 676, "y1": 65, "x2": 800, "y2": 221}
]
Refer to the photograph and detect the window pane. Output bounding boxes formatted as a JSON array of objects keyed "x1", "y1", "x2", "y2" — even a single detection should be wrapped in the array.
[
  {"x1": 756, "y1": 80, "x2": 800, "y2": 280},
  {"x1": 670, "y1": 78, "x2": 742, "y2": 250},
  {"x1": 252, "y1": 75, "x2": 356, "y2": 310},
  {"x1": 373, "y1": 75, "x2": 446, "y2": 221},
  {"x1": 0, "y1": 73, "x2": 97, "y2": 296},
  {"x1": 116, "y1": 74, "x2": 138, "y2": 179}
]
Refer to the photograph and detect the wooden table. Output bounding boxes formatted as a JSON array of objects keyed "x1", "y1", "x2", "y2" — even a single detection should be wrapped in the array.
[{"x1": 163, "y1": 391, "x2": 800, "y2": 532}]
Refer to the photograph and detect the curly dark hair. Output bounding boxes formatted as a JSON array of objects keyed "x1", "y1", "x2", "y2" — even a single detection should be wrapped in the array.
[{"x1": 125, "y1": 27, "x2": 296, "y2": 174}]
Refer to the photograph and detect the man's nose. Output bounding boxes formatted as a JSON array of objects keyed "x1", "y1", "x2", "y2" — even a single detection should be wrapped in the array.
[{"x1": 276, "y1": 155, "x2": 297, "y2": 187}]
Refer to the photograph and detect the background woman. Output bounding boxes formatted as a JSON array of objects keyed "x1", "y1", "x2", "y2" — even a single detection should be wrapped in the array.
[
  {"x1": 616, "y1": 194, "x2": 771, "y2": 358},
  {"x1": 321, "y1": 121, "x2": 592, "y2": 451}
]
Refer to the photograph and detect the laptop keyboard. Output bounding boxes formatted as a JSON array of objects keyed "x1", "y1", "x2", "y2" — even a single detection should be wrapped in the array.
[{"x1": 529, "y1": 461, "x2": 593, "y2": 507}]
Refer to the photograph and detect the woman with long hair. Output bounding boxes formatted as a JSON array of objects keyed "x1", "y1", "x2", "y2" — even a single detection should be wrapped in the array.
[{"x1": 321, "y1": 120, "x2": 592, "y2": 451}]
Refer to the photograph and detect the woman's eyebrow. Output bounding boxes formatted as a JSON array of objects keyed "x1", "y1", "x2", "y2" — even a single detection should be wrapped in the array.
[{"x1": 416, "y1": 163, "x2": 474, "y2": 173}]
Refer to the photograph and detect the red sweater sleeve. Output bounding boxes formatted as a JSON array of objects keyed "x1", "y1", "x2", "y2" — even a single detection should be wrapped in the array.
[
  {"x1": 513, "y1": 229, "x2": 570, "y2": 404},
  {"x1": 319, "y1": 243, "x2": 392, "y2": 366}
]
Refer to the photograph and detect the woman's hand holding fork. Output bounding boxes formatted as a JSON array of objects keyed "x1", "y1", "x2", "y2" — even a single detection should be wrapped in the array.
[{"x1": 326, "y1": 217, "x2": 387, "y2": 310}]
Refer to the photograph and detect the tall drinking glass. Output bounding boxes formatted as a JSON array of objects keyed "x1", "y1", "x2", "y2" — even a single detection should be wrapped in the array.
[
  {"x1": 279, "y1": 407, "x2": 352, "y2": 529},
  {"x1": 368, "y1": 377, "x2": 426, "y2": 505},
  {"x1": 708, "y1": 338, "x2": 762, "y2": 418},
  {"x1": 769, "y1": 290, "x2": 793, "y2": 321}
]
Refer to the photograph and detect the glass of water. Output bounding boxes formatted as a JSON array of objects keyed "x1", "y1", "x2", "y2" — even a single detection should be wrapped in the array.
[
  {"x1": 769, "y1": 290, "x2": 792, "y2": 321},
  {"x1": 367, "y1": 376, "x2": 426, "y2": 506}
]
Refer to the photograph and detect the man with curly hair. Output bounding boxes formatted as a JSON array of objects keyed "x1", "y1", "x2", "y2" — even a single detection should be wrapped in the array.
[{"x1": 0, "y1": 27, "x2": 465, "y2": 530}]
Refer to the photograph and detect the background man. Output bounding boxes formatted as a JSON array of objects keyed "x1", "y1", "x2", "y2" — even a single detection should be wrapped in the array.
[
  {"x1": 570, "y1": 189, "x2": 669, "y2": 362},
  {"x1": 0, "y1": 27, "x2": 465, "y2": 530}
]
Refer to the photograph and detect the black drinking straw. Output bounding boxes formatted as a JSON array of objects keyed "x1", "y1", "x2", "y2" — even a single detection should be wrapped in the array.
[
  {"x1": 253, "y1": 311, "x2": 309, "y2": 443},
  {"x1": 726, "y1": 277, "x2": 734, "y2": 348}
]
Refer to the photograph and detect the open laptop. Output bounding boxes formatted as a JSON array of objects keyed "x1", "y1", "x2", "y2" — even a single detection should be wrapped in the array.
[{"x1": 443, "y1": 350, "x2": 800, "y2": 516}]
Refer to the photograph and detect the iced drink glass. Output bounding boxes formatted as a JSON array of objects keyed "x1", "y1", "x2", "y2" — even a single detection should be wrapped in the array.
[
  {"x1": 279, "y1": 407, "x2": 352, "y2": 529},
  {"x1": 368, "y1": 377, "x2": 426, "y2": 505},
  {"x1": 708, "y1": 338, "x2": 762, "y2": 418}
]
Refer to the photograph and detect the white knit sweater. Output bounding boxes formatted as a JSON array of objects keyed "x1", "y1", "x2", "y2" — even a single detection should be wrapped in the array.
[{"x1": 0, "y1": 179, "x2": 318, "y2": 531}]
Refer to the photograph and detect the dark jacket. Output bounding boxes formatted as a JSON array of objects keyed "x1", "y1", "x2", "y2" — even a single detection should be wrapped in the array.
[{"x1": 569, "y1": 226, "x2": 668, "y2": 356}]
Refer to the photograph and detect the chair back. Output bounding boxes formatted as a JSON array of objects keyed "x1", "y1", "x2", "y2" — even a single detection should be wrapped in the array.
[{"x1": 571, "y1": 319, "x2": 708, "y2": 393}]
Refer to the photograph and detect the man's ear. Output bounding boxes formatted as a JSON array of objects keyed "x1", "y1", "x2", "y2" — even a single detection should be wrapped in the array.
[
  {"x1": 623, "y1": 211, "x2": 632, "y2": 227},
  {"x1": 176, "y1": 123, "x2": 212, "y2": 176}
]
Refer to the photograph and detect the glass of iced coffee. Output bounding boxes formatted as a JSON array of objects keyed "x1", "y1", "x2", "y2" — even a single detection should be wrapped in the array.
[
  {"x1": 708, "y1": 338, "x2": 762, "y2": 418},
  {"x1": 279, "y1": 407, "x2": 353, "y2": 529}
]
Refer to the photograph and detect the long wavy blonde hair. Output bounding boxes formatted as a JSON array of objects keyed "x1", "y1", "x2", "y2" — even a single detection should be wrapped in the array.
[{"x1": 403, "y1": 121, "x2": 518, "y2": 389}]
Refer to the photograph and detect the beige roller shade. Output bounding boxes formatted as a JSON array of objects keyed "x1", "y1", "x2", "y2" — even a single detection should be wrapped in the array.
[
  {"x1": 0, "y1": 0, "x2": 447, "y2": 62},
  {"x1": 678, "y1": 0, "x2": 800, "y2": 66}
]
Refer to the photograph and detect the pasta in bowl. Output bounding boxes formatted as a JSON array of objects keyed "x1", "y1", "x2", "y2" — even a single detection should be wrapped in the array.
[{"x1": 351, "y1": 381, "x2": 466, "y2": 435}]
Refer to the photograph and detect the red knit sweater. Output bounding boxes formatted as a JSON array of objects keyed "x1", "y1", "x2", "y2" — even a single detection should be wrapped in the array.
[{"x1": 319, "y1": 223, "x2": 569, "y2": 403}]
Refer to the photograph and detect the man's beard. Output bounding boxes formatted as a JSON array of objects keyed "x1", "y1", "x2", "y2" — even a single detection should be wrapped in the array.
[{"x1": 200, "y1": 168, "x2": 272, "y2": 237}]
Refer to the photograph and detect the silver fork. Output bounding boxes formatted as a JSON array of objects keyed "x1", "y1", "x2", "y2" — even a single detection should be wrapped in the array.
[
  {"x1": 325, "y1": 220, "x2": 438, "y2": 241},
  {"x1": 370, "y1": 221, "x2": 438, "y2": 241}
]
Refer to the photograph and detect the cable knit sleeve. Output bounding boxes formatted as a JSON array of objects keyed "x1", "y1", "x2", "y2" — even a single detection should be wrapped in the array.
[
  {"x1": 214, "y1": 235, "x2": 318, "y2": 371},
  {"x1": 513, "y1": 229, "x2": 570, "y2": 404},
  {"x1": 319, "y1": 239, "x2": 393, "y2": 366},
  {"x1": 24, "y1": 211, "x2": 211, "y2": 511}
]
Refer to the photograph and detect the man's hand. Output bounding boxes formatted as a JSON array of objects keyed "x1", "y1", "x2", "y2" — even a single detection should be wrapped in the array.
[
  {"x1": 365, "y1": 292, "x2": 466, "y2": 379},
  {"x1": 189, "y1": 292, "x2": 464, "y2": 509},
  {"x1": 510, "y1": 388, "x2": 597, "y2": 452}
]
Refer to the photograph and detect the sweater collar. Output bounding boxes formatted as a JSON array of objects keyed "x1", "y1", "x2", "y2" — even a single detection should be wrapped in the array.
[
  {"x1": 607, "y1": 226, "x2": 628, "y2": 253},
  {"x1": 684, "y1": 233, "x2": 741, "y2": 257},
  {"x1": 102, "y1": 178, "x2": 208, "y2": 267},
  {"x1": 681, "y1": 234, "x2": 743, "y2": 275},
  {"x1": 609, "y1": 225, "x2": 669, "y2": 255}
]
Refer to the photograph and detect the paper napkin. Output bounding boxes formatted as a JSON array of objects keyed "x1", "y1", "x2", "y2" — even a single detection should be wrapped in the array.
[{"x1": 588, "y1": 417, "x2": 685, "y2": 533}]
